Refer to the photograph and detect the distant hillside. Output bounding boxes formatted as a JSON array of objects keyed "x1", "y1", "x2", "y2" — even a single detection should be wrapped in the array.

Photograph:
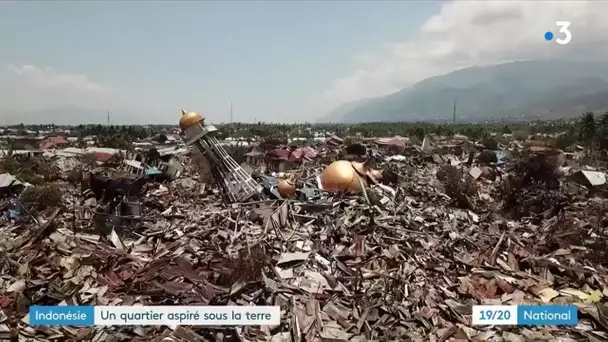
[
  {"x1": 318, "y1": 98, "x2": 373, "y2": 123},
  {"x1": 332, "y1": 60, "x2": 608, "y2": 123}
]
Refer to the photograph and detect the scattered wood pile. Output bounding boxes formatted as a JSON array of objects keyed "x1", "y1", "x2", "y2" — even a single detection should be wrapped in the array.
[{"x1": 0, "y1": 149, "x2": 608, "y2": 341}]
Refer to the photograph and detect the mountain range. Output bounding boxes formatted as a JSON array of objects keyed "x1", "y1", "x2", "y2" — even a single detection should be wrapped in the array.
[{"x1": 322, "y1": 60, "x2": 608, "y2": 123}]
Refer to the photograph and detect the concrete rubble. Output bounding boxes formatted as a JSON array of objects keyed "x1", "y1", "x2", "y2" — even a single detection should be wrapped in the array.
[{"x1": 0, "y1": 130, "x2": 607, "y2": 342}]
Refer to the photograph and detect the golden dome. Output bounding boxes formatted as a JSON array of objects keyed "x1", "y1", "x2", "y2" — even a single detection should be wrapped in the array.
[
  {"x1": 351, "y1": 161, "x2": 367, "y2": 177},
  {"x1": 321, "y1": 160, "x2": 365, "y2": 193},
  {"x1": 368, "y1": 169, "x2": 383, "y2": 183},
  {"x1": 277, "y1": 178, "x2": 296, "y2": 197},
  {"x1": 179, "y1": 109, "x2": 204, "y2": 130},
  {"x1": 351, "y1": 160, "x2": 382, "y2": 184}
]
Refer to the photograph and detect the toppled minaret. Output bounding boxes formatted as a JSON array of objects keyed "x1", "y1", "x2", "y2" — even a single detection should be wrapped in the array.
[{"x1": 179, "y1": 109, "x2": 262, "y2": 203}]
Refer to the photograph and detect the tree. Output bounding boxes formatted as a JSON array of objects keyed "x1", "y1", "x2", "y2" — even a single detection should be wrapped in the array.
[
  {"x1": 76, "y1": 136, "x2": 87, "y2": 148},
  {"x1": 513, "y1": 130, "x2": 529, "y2": 141},
  {"x1": 597, "y1": 112, "x2": 608, "y2": 154},
  {"x1": 481, "y1": 137, "x2": 498, "y2": 150},
  {"x1": 412, "y1": 127, "x2": 426, "y2": 140},
  {"x1": 553, "y1": 132, "x2": 577, "y2": 150},
  {"x1": 578, "y1": 111, "x2": 596, "y2": 151},
  {"x1": 145, "y1": 147, "x2": 161, "y2": 163}
]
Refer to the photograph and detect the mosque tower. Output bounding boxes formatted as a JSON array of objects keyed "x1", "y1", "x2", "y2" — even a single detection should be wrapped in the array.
[{"x1": 179, "y1": 109, "x2": 262, "y2": 203}]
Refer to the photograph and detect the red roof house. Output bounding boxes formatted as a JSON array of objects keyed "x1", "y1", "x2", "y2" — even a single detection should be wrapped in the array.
[{"x1": 39, "y1": 136, "x2": 69, "y2": 150}]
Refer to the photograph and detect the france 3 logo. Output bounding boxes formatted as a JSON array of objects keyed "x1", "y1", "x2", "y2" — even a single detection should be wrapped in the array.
[{"x1": 544, "y1": 21, "x2": 571, "y2": 45}]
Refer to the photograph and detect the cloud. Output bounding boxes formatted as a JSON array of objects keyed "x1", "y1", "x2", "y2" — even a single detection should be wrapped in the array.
[
  {"x1": 0, "y1": 64, "x2": 111, "y2": 111},
  {"x1": 320, "y1": 0, "x2": 608, "y2": 112},
  {"x1": 7, "y1": 64, "x2": 107, "y2": 93}
]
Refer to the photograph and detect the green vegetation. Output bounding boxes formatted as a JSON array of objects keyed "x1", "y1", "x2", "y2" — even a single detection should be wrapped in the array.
[
  {"x1": 0, "y1": 155, "x2": 60, "y2": 184},
  {"x1": 6, "y1": 111, "x2": 608, "y2": 156},
  {"x1": 20, "y1": 184, "x2": 63, "y2": 212}
]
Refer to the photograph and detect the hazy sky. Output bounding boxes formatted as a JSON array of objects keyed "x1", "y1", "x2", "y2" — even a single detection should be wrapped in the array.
[{"x1": 1, "y1": 1, "x2": 607, "y2": 125}]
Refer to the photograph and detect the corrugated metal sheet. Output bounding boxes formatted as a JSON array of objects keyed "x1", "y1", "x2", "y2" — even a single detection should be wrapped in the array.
[
  {"x1": 581, "y1": 170, "x2": 606, "y2": 186},
  {"x1": 494, "y1": 151, "x2": 507, "y2": 166},
  {"x1": 157, "y1": 147, "x2": 188, "y2": 157},
  {"x1": 0, "y1": 173, "x2": 22, "y2": 188},
  {"x1": 124, "y1": 159, "x2": 143, "y2": 169},
  {"x1": 0, "y1": 149, "x2": 42, "y2": 156},
  {"x1": 86, "y1": 147, "x2": 124, "y2": 155},
  {"x1": 145, "y1": 166, "x2": 162, "y2": 176}
]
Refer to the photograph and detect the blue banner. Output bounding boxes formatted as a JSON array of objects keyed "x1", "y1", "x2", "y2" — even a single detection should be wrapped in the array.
[
  {"x1": 517, "y1": 305, "x2": 578, "y2": 326},
  {"x1": 28, "y1": 305, "x2": 281, "y2": 326},
  {"x1": 29, "y1": 306, "x2": 95, "y2": 326}
]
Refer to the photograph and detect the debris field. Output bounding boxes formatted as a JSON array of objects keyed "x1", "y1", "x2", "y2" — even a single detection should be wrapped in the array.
[{"x1": 1, "y1": 136, "x2": 608, "y2": 342}]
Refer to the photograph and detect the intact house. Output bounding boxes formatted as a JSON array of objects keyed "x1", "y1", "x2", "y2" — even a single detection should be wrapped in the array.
[
  {"x1": 266, "y1": 148, "x2": 292, "y2": 172},
  {"x1": 244, "y1": 150, "x2": 265, "y2": 167},
  {"x1": 39, "y1": 136, "x2": 70, "y2": 150}
]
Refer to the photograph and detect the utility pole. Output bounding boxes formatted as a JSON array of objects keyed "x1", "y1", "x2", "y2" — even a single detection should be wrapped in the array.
[
  {"x1": 229, "y1": 102, "x2": 233, "y2": 130},
  {"x1": 107, "y1": 110, "x2": 110, "y2": 126}
]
